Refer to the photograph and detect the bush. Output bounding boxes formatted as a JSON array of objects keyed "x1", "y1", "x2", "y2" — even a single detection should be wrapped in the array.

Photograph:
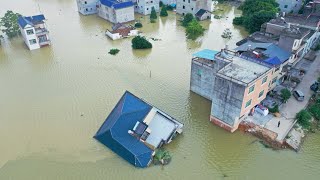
[
  {"x1": 150, "y1": 7, "x2": 157, "y2": 20},
  {"x1": 280, "y1": 88, "x2": 291, "y2": 103},
  {"x1": 182, "y1": 13, "x2": 194, "y2": 27},
  {"x1": 108, "y1": 48, "x2": 120, "y2": 55},
  {"x1": 159, "y1": 1, "x2": 164, "y2": 7},
  {"x1": 308, "y1": 104, "x2": 320, "y2": 121},
  {"x1": 186, "y1": 19, "x2": 205, "y2": 40},
  {"x1": 296, "y1": 110, "x2": 312, "y2": 129},
  {"x1": 233, "y1": 16, "x2": 244, "y2": 25},
  {"x1": 166, "y1": 5, "x2": 174, "y2": 11},
  {"x1": 268, "y1": 104, "x2": 279, "y2": 113},
  {"x1": 134, "y1": 22, "x2": 143, "y2": 28},
  {"x1": 160, "y1": 6, "x2": 168, "y2": 17},
  {"x1": 132, "y1": 36, "x2": 152, "y2": 49},
  {"x1": 153, "y1": 149, "x2": 171, "y2": 165}
]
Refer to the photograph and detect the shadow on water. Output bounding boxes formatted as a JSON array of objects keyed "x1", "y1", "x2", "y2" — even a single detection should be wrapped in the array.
[{"x1": 132, "y1": 48, "x2": 152, "y2": 58}]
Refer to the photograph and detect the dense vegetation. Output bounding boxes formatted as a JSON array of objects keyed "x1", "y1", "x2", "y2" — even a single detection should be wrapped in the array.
[
  {"x1": 0, "y1": 10, "x2": 21, "y2": 38},
  {"x1": 296, "y1": 110, "x2": 312, "y2": 129},
  {"x1": 233, "y1": 0, "x2": 279, "y2": 33},
  {"x1": 160, "y1": 6, "x2": 168, "y2": 17},
  {"x1": 182, "y1": 13, "x2": 194, "y2": 27},
  {"x1": 181, "y1": 13, "x2": 205, "y2": 40},
  {"x1": 131, "y1": 36, "x2": 152, "y2": 49},
  {"x1": 153, "y1": 149, "x2": 171, "y2": 165}
]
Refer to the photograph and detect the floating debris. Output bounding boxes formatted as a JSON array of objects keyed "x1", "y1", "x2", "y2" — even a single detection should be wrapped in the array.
[{"x1": 221, "y1": 28, "x2": 232, "y2": 39}]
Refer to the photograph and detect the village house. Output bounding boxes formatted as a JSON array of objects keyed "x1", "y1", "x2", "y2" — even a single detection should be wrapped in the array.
[
  {"x1": 176, "y1": 0, "x2": 211, "y2": 17},
  {"x1": 238, "y1": 13, "x2": 320, "y2": 66},
  {"x1": 161, "y1": 0, "x2": 176, "y2": 6},
  {"x1": 195, "y1": 9, "x2": 211, "y2": 21},
  {"x1": 97, "y1": 0, "x2": 135, "y2": 23},
  {"x1": 276, "y1": 0, "x2": 303, "y2": 13},
  {"x1": 17, "y1": 14, "x2": 51, "y2": 50},
  {"x1": 76, "y1": 0, "x2": 99, "y2": 15},
  {"x1": 234, "y1": 41, "x2": 291, "y2": 90},
  {"x1": 94, "y1": 91, "x2": 183, "y2": 168},
  {"x1": 190, "y1": 49, "x2": 274, "y2": 132},
  {"x1": 133, "y1": 0, "x2": 160, "y2": 15},
  {"x1": 106, "y1": 23, "x2": 138, "y2": 40}
]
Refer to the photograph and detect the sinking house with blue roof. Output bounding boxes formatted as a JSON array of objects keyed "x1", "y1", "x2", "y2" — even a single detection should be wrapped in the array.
[
  {"x1": 17, "y1": 14, "x2": 51, "y2": 50},
  {"x1": 97, "y1": 0, "x2": 135, "y2": 23},
  {"x1": 94, "y1": 91, "x2": 183, "y2": 168}
]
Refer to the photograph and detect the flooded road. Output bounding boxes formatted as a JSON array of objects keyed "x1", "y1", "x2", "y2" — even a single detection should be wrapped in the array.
[{"x1": 0, "y1": 0, "x2": 320, "y2": 179}]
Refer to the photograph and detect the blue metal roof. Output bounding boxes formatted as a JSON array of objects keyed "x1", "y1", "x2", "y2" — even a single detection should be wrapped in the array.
[
  {"x1": 94, "y1": 91, "x2": 154, "y2": 168},
  {"x1": 17, "y1": 14, "x2": 45, "y2": 28},
  {"x1": 264, "y1": 56, "x2": 282, "y2": 65},
  {"x1": 235, "y1": 41, "x2": 291, "y2": 64},
  {"x1": 193, "y1": 49, "x2": 219, "y2": 61},
  {"x1": 100, "y1": 0, "x2": 133, "y2": 9}
]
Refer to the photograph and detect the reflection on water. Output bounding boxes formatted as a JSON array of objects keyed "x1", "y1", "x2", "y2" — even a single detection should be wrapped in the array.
[{"x1": 0, "y1": 0, "x2": 320, "y2": 179}]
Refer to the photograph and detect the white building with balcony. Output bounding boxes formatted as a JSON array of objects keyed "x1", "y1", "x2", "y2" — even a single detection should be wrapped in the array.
[
  {"x1": 97, "y1": 0, "x2": 135, "y2": 23},
  {"x1": 18, "y1": 14, "x2": 51, "y2": 50},
  {"x1": 76, "y1": 0, "x2": 99, "y2": 15}
]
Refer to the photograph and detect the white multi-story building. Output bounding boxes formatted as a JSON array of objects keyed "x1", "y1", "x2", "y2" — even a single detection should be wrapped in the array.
[
  {"x1": 97, "y1": 0, "x2": 135, "y2": 23},
  {"x1": 76, "y1": 0, "x2": 99, "y2": 15},
  {"x1": 277, "y1": 0, "x2": 303, "y2": 13},
  {"x1": 176, "y1": 0, "x2": 211, "y2": 16},
  {"x1": 17, "y1": 14, "x2": 51, "y2": 50},
  {"x1": 133, "y1": 0, "x2": 160, "y2": 15}
]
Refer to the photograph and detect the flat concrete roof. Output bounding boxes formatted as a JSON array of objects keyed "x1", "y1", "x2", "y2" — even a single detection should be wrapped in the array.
[{"x1": 217, "y1": 53, "x2": 270, "y2": 84}]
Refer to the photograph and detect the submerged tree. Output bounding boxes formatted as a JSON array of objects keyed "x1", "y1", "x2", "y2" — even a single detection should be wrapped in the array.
[
  {"x1": 182, "y1": 13, "x2": 194, "y2": 27},
  {"x1": 0, "y1": 10, "x2": 21, "y2": 38},
  {"x1": 150, "y1": 7, "x2": 157, "y2": 20},
  {"x1": 160, "y1": 6, "x2": 168, "y2": 17},
  {"x1": 132, "y1": 36, "x2": 152, "y2": 49},
  {"x1": 186, "y1": 19, "x2": 205, "y2": 40}
]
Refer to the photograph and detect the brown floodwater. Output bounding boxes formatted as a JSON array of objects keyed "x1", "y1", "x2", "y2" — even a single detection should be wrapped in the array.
[{"x1": 0, "y1": 0, "x2": 320, "y2": 179}]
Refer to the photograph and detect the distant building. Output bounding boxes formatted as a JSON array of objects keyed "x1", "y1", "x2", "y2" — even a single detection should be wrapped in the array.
[
  {"x1": 106, "y1": 23, "x2": 138, "y2": 40},
  {"x1": 133, "y1": 0, "x2": 160, "y2": 15},
  {"x1": 17, "y1": 14, "x2": 51, "y2": 50},
  {"x1": 97, "y1": 0, "x2": 135, "y2": 23},
  {"x1": 276, "y1": 0, "x2": 303, "y2": 13},
  {"x1": 161, "y1": 0, "x2": 176, "y2": 6},
  {"x1": 94, "y1": 91, "x2": 183, "y2": 168},
  {"x1": 190, "y1": 49, "x2": 273, "y2": 132},
  {"x1": 176, "y1": 0, "x2": 211, "y2": 17},
  {"x1": 195, "y1": 9, "x2": 211, "y2": 20},
  {"x1": 76, "y1": 0, "x2": 99, "y2": 15}
]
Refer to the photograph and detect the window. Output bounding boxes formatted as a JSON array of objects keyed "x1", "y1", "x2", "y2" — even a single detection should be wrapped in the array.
[
  {"x1": 26, "y1": 29, "x2": 34, "y2": 35},
  {"x1": 183, "y1": 5, "x2": 185, "y2": 9},
  {"x1": 183, "y1": 0, "x2": 185, "y2": 2},
  {"x1": 261, "y1": 76, "x2": 267, "y2": 84},
  {"x1": 86, "y1": 8, "x2": 88, "y2": 11},
  {"x1": 147, "y1": 8, "x2": 149, "y2": 10},
  {"x1": 259, "y1": 90, "x2": 264, "y2": 98},
  {"x1": 151, "y1": 1, "x2": 153, "y2": 3},
  {"x1": 191, "y1": 8, "x2": 193, "y2": 11},
  {"x1": 248, "y1": 85, "x2": 255, "y2": 94},
  {"x1": 29, "y1": 39, "x2": 37, "y2": 45},
  {"x1": 245, "y1": 99, "x2": 252, "y2": 108},
  {"x1": 188, "y1": 0, "x2": 190, "y2": 3},
  {"x1": 84, "y1": 1, "x2": 87, "y2": 4},
  {"x1": 284, "y1": 5, "x2": 288, "y2": 8},
  {"x1": 272, "y1": 77, "x2": 277, "y2": 84}
]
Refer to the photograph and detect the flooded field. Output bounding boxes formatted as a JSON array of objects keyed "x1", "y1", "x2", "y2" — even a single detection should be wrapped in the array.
[{"x1": 0, "y1": 0, "x2": 320, "y2": 179}]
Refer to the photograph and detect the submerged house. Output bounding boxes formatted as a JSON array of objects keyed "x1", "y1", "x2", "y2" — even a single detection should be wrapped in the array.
[
  {"x1": 94, "y1": 91, "x2": 183, "y2": 168},
  {"x1": 176, "y1": 0, "x2": 211, "y2": 17},
  {"x1": 76, "y1": 0, "x2": 99, "y2": 15},
  {"x1": 195, "y1": 9, "x2": 211, "y2": 21},
  {"x1": 18, "y1": 14, "x2": 51, "y2": 50},
  {"x1": 106, "y1": 23, "x2": 138, "y2": 40},
  {"x1": 97, "y1": 0, "x2": 135, "y2": 23},
  {"x1": 133, "y1": 0, "x2": 160, "y2": 15}
]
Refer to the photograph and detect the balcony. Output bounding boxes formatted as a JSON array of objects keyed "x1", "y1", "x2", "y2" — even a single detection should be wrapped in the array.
[
  {"x1": 35, "y1": 28, "x2": 49, "y2": 36},
  {"x1": 39, "y1": 39, "x2": 51, "y2": 46}
]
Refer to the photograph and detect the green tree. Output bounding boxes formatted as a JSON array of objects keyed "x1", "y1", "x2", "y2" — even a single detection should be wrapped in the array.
[
  {"x1": 0, "y1": 10, "x2": 21, "y2": 38},
  {"x1": 134, "y1": 22, "x2": 143, "y2": 28},
  {"x1": 150, "y1": 7, "x2": 157, "y2": 20},
  {"x1": 186, "y1": 19, "x2": 205, "y2": 40},
  {"x1": 160, "y1": 6, "x2": 168, "y2": 17},
  {"x1": 159, "y1": 1, "x2": 164, "y2": 7},
  {"x1": 182, "y1": 13, "x2": 194, "y2": 27},
  {"x1": 296, "y1": 110, "x2": 312, "y2": 129},
  {"x1": 132, "y1": 36, "x2": 152, "y2": 49},
  {"x1": 280, "y1": 88, "x2": 291, "y2": 103},
  {"x1": 233, "y1": 0, "x2": 278, "y2": 33},
  {"x1": 308, "y1": 104, "x2": 320, "y2": 121}
]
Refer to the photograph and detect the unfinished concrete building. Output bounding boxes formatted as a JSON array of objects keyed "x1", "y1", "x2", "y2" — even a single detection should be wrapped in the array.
[{"x1": 191, "y1": 49, "x2": 273, "y2": 132}]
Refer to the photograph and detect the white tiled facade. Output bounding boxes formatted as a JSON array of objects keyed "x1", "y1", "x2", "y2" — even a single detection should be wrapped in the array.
[
  {"x1": 176, "y1": 0, "x2": 210, "y2": 15},
  {"x1": 76, "y1": 0, "x2": 99, "y2": 15},
  {"x1": 133, "y1": 0, "x2": 160, "y2": 15},
  {"x1": 97, "y1": 2, "x2": 135, "y2": 23}
]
